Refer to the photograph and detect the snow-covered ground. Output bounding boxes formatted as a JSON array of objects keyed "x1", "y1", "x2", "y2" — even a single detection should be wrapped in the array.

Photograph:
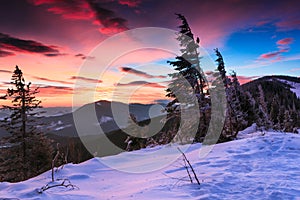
[{"x1": 1, "y1": 131, "x2": 300, "y2": 199}]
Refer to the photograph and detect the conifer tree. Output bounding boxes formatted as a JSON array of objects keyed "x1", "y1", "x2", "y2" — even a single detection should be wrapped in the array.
[
  {"x1": 270, "y1": 95, "x2": 280, "y2": 128},
  {"x1": 166, "y1": 14, "x2": 209, "y2": 142},
  {"x1": 0, "y1": 65, "x2": 53, "y2": 182},
  {"x1": 214, "y1": 49, "x2": 248, "y2": 139}
]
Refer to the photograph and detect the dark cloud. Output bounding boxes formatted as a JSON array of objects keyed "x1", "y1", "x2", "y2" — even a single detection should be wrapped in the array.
[
  {"x1": 117, "y1": 81, "x2": 165, "y2": 88},
  {"x1": 31, "y1": 76, "x2": 73, "y2": 85},
  {"x1": 87, "y1": 0, "x2": 128, "y2": 34},
  {"x1": 0, "y1": 69, "x2": 12, "y2": 74},
  {"x1": 0, "y1": 49, "x2": 15, "y2": 57},
  {"x1": 119, "y1": 67, "x2": 167, "y2": 79},
  {"x1": 0, "y1": 32, "x2": 61, "y2": 57},
  {"x1": 70, "y1": 76, "x2": 102, "y2": 83},
  {"x1": 75, "y1": 53, "x2": 95, "y2": 60},
  {"x1": 44, "y1": 53, "x2": 66, "y2": 57},
  {"x1": 118, "y1": 0, "x2": 141, "y2": 8},
  {"x1": 38, "y1": 85, "x2": 74, "y2": 95}
]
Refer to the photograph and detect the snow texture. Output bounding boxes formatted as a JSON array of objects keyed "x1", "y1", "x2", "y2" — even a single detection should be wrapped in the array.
[{"x1": 0, "y1": 131, "x2": 300, "y2": 199}]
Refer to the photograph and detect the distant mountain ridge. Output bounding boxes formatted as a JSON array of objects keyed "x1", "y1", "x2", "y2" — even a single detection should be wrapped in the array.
[{"x1": 0, "y1": 100, "x2": 167, "y2": 138}]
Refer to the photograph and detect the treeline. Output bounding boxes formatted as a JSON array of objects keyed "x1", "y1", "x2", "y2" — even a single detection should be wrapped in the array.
[
  {"x1": 243, "y1": 76, "x2": 300, "y2": 132},
  {"x1": 124, "y1": 14, "x2": 300, "y2": 151}
]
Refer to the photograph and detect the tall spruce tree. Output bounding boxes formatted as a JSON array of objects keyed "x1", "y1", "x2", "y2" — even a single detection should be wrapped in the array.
[
  {"x1": 214, "y1": 48, "x2": 233, "y2": 139},
  {"x1": 215, "y1": 49, "x2": 249, "y2": 140},
  {"x1": 0, "y1": 66, "x2": 52, "y2": 182},
  {"x1": 165, "y1": 14, "x2": 209, "y2": 142}
]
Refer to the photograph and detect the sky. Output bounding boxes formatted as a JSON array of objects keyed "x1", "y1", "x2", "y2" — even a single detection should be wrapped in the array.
[{"x1": 0, "y1": 0, "x2": 300, "y2": 107}]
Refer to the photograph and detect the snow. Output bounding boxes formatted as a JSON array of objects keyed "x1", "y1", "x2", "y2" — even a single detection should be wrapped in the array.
[
  {"x1": 1, "y1": 131, "x2": 300, "y2": 199},
  {"x1": 54, "y1": 124, "x2": 72, "y2": 131},
  {"x1": 47, "y1": 121, "x2": 72, "y2": 132},
  {"x1": 99, "y1": 116, "x2": 113, "y2": 123},
  {"x1": 277, "y1": 78, "x2": 300, "y2": 98}
]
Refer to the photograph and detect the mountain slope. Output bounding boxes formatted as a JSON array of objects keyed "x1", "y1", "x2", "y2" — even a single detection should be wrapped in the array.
[
  {"x1": 242, "y1": 75, "x2": 300, "y2": 130},
  {"x1": 0, "y1": 100, "x2": 166, "y2": 138},
  {"x1": 1, "y1": 131, "x2": 299, "y2": 199}
]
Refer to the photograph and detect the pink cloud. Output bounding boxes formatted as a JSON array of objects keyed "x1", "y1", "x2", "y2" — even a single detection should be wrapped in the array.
[
  {"x1": 29, "y1": 0, "x2": 57, "y2": 5},
  {"x1": 47, "y1": 5, "x2": 93, "y2": 20},
  {"x1": 29, "y1": 0, "x2": 128, "y2": 35},
  {"x1": 30, "y1": 0, "x2": 93, "y2": 20},
  {"x1": 0, "y1": 49, "x2": 15, "y2": 57},
  {"x1": 98, "y1": 26, "x2": 127, "y2": 35},
  {"x1": 237, "y1": 75, "x2": 259, "y2": 85},
  {"x1": 70, "y1": 76, "x2": 102, "y2": 83},
  {"x1": 118, "y1": 0, "x2": 141, "y2": 7},
  {"x1": 117, "y1": 81, "x2": 165, "y2": 88},
  {"x1": 258, "y1": 37, "x2": 293, "y2": 61},
  {"x1": 259, "y1": 51, "x2": 281, "y2": 59},
  {"x1": 37, "y1": 85, "x2": 74, "y2": 95},
  {"x1": 31, "y1": 76, "x2": 73, "y2": 85},
  {"x1": 276, "y1": 19, "x2": 300, "y2": 31},
  {"x1": 256, "y1": 20, "x2": 271, "y2": 27},
  {"x1": 276, "y1": 38, "x2": 294, "y2": 45}
]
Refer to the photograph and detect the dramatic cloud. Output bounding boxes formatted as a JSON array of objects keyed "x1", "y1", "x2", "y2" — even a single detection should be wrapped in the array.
[
  {"x1": 70, "y1": 76, "x2": 102, "y2": 83},
  {"x1": 87, "y1": 0, "x2": 128, "y2": 34},
  {"x1": 117, "y1": 81, "x2": 165, "y2": 88},
  {"x1": 30, "y1": 0, "x2": 128, "y2": 35},
  {"x1": 0, "y1": 32, "x2": 61, "y2": 57},
  {"x1": 29, "y1": 0, "x2": 93, "y2": 20},
  {"x1": 119, "y1": 67, "x2": 166, "y2": 79}
]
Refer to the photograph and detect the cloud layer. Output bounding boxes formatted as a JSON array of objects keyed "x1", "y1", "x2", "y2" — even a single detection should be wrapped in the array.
[
  {"x1": 119, "y1": 67, "x2": 166, "y2": 79},
  {"x1": 259, "y1": 37, "x2": 294, "y2": 61},
  {"x1": 117, "y1": 81, "x2": 165, "y2": 88},
  {"x1": 29, "y1": 0, "x2": 129, "y2": 34},
  {"x1": 0, "y1": 32, "x2": 62, "y2": 57}
]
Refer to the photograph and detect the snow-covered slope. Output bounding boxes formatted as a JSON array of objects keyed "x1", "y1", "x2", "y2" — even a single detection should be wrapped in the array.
[
  {"x1": 1, "y1": 131, "x2": 300, "y2": 199},
  {"x1": 277, "y1": 78, "x2": 300, "y2": 98}
]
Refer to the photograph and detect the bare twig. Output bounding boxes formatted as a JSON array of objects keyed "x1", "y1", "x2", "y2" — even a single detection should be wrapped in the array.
[
  {"x1": 52, "y1": 143, "x2": 60, "y2": 182},
  {"x1": 177, "y1": 147, "x2": 200, "y2": 185},
  {"x1": 38, "y1": 178, "x2": 78, "y2": 193},
  {"x1": 183, "y1": 157, "x2": 193, "y2": 183}
]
